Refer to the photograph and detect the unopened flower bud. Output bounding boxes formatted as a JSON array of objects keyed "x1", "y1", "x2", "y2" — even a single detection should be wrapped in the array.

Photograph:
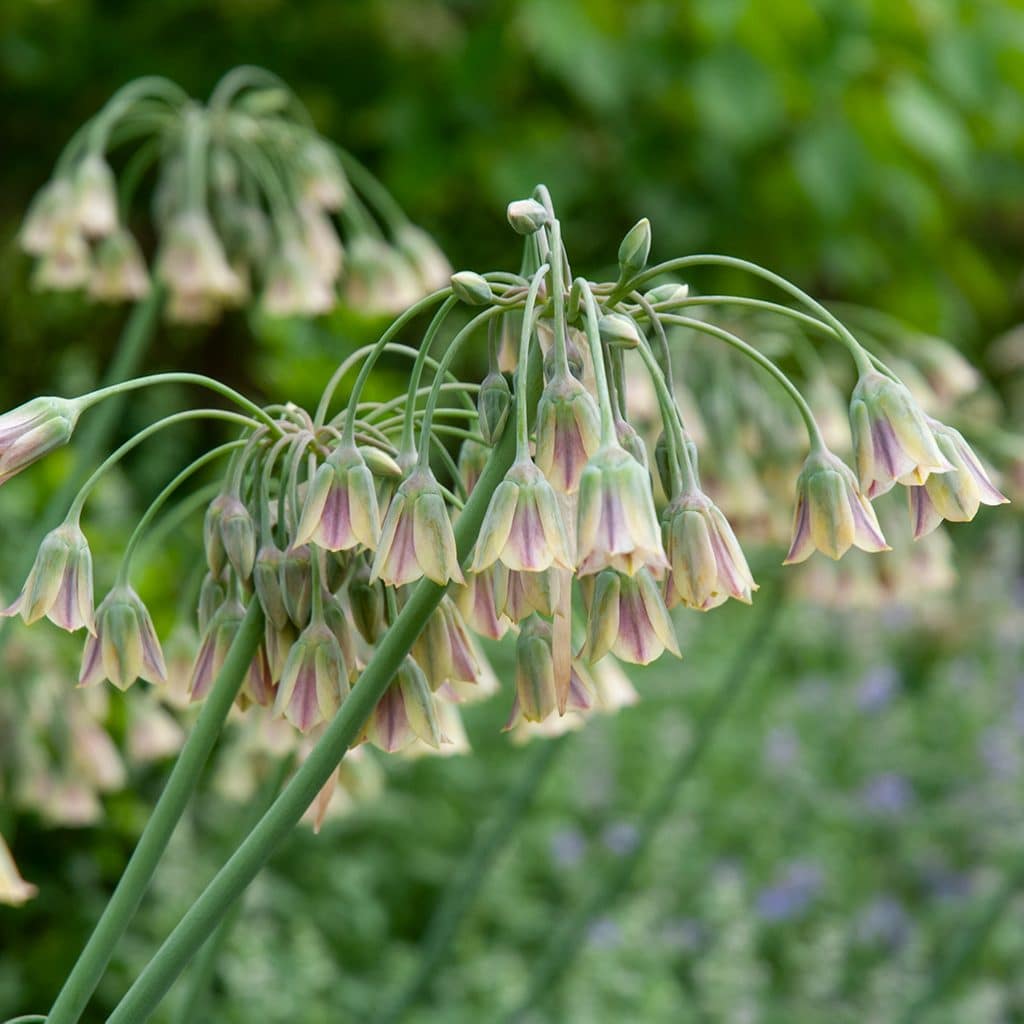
[
  {"x1": 203, "y1": 494, "x2": 233, "y2": 577},
  {"x1": 506, "y1": 198, "x2": 550, "y2": 235},
  {"x1": 459, "y1": 439, "x2": 490, "y2": 496},
  {"x1": 450, "y1": 270, "x2": 492, "y2": 306},
  {"x1": 513, "y1": 615, "x2": 558, "y2": 724},
  {"x1": 219, "y1": 497, "x2": 257, "y2": 579},
  {"x1": 197, "y1": 572, "x2": 225, "y2": 632},
  {"x1": 616, "y1": 418, "x2": 648, "y2": 469},
  {"x1": 1, "y1": 519, "x2": 94, "y2": 632},
  {"x1": 477, "y1": 371, "x2": 512, "y2": 444},
  {"x1": 618, "y1": 218, "x2": 651, "y2": 279},
  {"x1": 253, "y1": 542, "x2": 290, "y2": 631},
  {"x1": 349, "y1": 561, "x2": 387, "y2": 643},
  {"x1": 785, "y1": 449, "x2": 889, "y2": 563},
  {"x1": 79, "y1": 585, "x2": 166, "y2": 690},
  {"x1": 598, "y1": 313, "x2": 643, "y2": 349},
  {"x1": 849, "y1": 369, "x2": 952, "y2": 498},
  {"x1": 0, "y1": 396, "x2": 81, "y2": 487},
  {"x1": 359, "y1": 444, "x2": 403, "y2": 480},
  {"x1": 643, "y1": 282, "x2": 690, "y2": 306},
  {"x1": 281, "y1": 545, "x2": 314, "y2": 627}
]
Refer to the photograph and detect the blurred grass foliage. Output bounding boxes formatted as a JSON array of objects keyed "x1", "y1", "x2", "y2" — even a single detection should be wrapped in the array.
[{"x1": 1, "y1": 1, "x2": 1024, "y2": 1022}]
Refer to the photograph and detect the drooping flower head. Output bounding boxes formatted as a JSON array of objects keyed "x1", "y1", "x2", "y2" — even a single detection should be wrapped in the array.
[
  {"x1": 662, "y1": 489, "x2": 757, "y2": 610},
  {"x1": 577, "y1": 444, "x2": 669, "y2": 577},
  {"x1": 79, "y1": 585, "x2": 167, "y2": 690},
  {"x1": 849, "y1": 369, "x2": 952, "y2": 498},
  {"x1": 371, "y1": 468, "x2": 464, "y2": 587},
  {"x1": 535, "y1": 375, "x2": 601, "y2": 494},
  {"x1": 2, "y1": 520, "x2": 95, "y2": 632},
  {"x1": 908, "y1": 421, "x2": 1009, "y2": 538},
  {"x1": 785, "y1": 449, "x2": 889, "y2": 563},
  {"x1": 471, "y1": 458, "x2": 573, "y2": 574}
]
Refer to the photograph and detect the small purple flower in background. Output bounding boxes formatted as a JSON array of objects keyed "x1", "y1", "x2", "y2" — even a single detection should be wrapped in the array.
[
  {"x1": 856, "y1": 896, "x2": 910, "y2": 949},
  {"x1": 549, "y1": 828, "x2": 587, "y2": 868},
  {"x1": 920, "y1": 863, "x2": 973, "y2": 904},
  {"x1": 755, "y1": 861, "x2": 823, "y2": 923},
  {"x1": 602, "y1": 822, "x2": 639, "y2": 856},
  {"x1": 586, "y1": 917, "x2": 622, "y2": 950},
  {"x1": 861, "y1": 773, "x2": 915, "y2": 818},
  {"x1": 763, "y1": 726, "x2": 801, "y2": 772},
  {"x1": 856, "y1": 665, "x2": 901, "y2": 714}
]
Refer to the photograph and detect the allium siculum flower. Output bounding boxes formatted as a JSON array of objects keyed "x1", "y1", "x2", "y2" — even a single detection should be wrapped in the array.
[
  {"x1": 74, "y1": 154, "x2": 118, "y2": 237},
  {"x1": 79, "y1": 585, "x2": 167, "y2": 690},
  {"x1": 89, "y1": 229, "x2": 150, "y2": 302},
  {"x1": 534, "y1": 374, "x2": 601, "y2": 493},
  {"x1": 0, "y1": 396, "x2": 81, "y2": 487},
  {"x1": 471, "y1": 458, "x2": 573, "y2": 573},
  {"x1": 412, "y1": 599, "x2": 480, "y2": 690},
  {"x1": 363, "y1": 656, "x2": 447, "y2": 753},
  {"x1": 273, "y1": 619, "x2": 350, "y2": 733},
  {"x1": 0, "y1": 834, "x2": 37, "y2": 907},
  {"x1": 576, "y1": 443, "x2": 669, "y2": 577},
  {"x1": 458, "y1": 439, "x2": 490, "y2": 496},
  {"x1": 253, "y1": 541, "x2": 290, "y2": 631},
  {"x1": 662, "y1": 489, "x2": 757, "y2": 610},
  {"x1": 189, "y1": 599, "x2": 273, "y2": 706},
  {"x1": 281, "y1": 544, "x2": 314, "y2": 628},
  {"x1": 584, "y1": 569, "x2": 680, "y2": 666},
  {"x1": 156, "y1": 211, "x2": 246, "y2": 318},
  {"x1": 498, "y1": 567, "x2": 559, "y2": 622},
  {"x1": 505, "y1": 615, "x2": 595, "y2": 728},
  {"x1": 849, "y1": 369, "x2": 952, "y2": 498},
  {"x1": 908, "y1": 422, "x2": 1009, "y2": 539},
  {"x1": 261, "y1": 238, "x2": 336, "y2": 317},
  {"x1": 371, "y1": 468, "x2": 464, "y2": 587},
  {"x1": 455, "y1": 565, "x2": 511, "y2": 640},
  {"x1": 20, "y1": 179, "x2": 76, "y2": 255},
  {"x1": 785, "y1": 449, "x2": 889, "y2": 563},
  {"x1": 342, "y1": 235, "x2": 423, "y2": 316},
  {"x1": 294, "y1": 445, "x2": 381, "y2": 552},
  {"x1": 2, "y1": 520, "x2": 94, "y2": 633}
]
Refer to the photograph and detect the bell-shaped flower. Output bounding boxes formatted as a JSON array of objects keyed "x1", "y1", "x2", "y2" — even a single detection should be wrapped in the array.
[
  {"x1": 294, "y1": 445, "x2": 381, "y2": 552},
  {"x1": 89, "y1": 229, "x2": 150, "y2": 302},
  {"x1": 908, "y1": 422, "x2": 1009, "y2": 539},
  {"x1": 261, "y1": 238, "x2": 336, "y2": 317},
  {"x1": 785, "y1": 449, "x2": 889, "y2": 563},
  {"x1": 20, "y1": 179, "x2": 76, "y2": 256},
  {"x1": 849, "y1": 369, "x2": 952, "y2": 498},
  {"x1": 157, "y1": 211, "x2": 246, "y2": 309},
  {"x1": 273, "y1": 618, "x2": 350, "y2": 733},
  {"x1": 455, "y1": 564, "x2": 511, "y2": 640},
  {"x1": 0, "y1": 396, "x2": 81, "y2": 487},
  {"x1": 79, "y1": 585, "x2": 166, "y2": 690},
  {"x1": 535, "y1": 374, "x2": 601, "y2": 493},
  {"x1": 662, "y1": 489, "x2": 757, "y2": 610},
  {"x1": 412, "y1": 598, "x2": 480, "y2": 690},
  {"x1": 584, "y1": 569, "x2": 680, "y2": 665},
  {"x1": 74, "y1": 154, "x2": 119, "y2": 237},
  {"x1": 33, "y1": 229, "x2": 91, "y2": 291},
  {"x1": 0, "y1": 834, "x2": 37, "y2": 907},
  {"x1": 498, "y1": 567, "x2": 558, "y2": 622},
  {"x1": 363, "y1": 656, "x2": 446, "y2": 752},
  {"x1": 577, "y1": 443, "x2": 669, "y2": 577},
  {"x1": 371, "y1": 468, "x2": 464, "y2": 587},
  {"x1": 188, "y1": 598, "x2": 272, "y2": 704},
  {"x1": 471, "y1": 458, "x2": 573, "y2": 574},
  {"x1": 343, "y1": 235, "x2": 423, "y2": 316},
  {"x1": 2, "y1": 519, "x2": 94, "y2": 632},
  {"x1": 505, "y1": 616, "x2": 595, "y2": 728}
]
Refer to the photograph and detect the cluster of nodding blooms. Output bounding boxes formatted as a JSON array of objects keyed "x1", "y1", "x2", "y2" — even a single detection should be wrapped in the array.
[
  {"x1": 0, "y1": 187, "x2": 1008, "y2": 751},
  {"x1": 18, "y1": 67, "x2": 450, "y2": 322}
]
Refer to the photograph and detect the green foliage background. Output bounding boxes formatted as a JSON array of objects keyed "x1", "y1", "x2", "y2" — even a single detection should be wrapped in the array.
[{"x1": 1, "y1": 2, "x2": 1023, "y2": 1022}]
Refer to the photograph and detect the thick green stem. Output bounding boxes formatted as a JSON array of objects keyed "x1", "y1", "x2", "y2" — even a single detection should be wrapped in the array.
[
  {"x1": 170, "y1": 754, "x2": 295, "y2": 1024},
  {"x1": 375, "y1": 736, "x2": 568, "y2": 1024},
  {"x1": 502, "y1": 594, "x2": 782, "y2": 1022},
  {"x1": 103, "y1": 382, "x2": 534, "y2": 1024},
  {"x1": 46, "y1": 602, "x2": 264, "y2": 1024}
]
